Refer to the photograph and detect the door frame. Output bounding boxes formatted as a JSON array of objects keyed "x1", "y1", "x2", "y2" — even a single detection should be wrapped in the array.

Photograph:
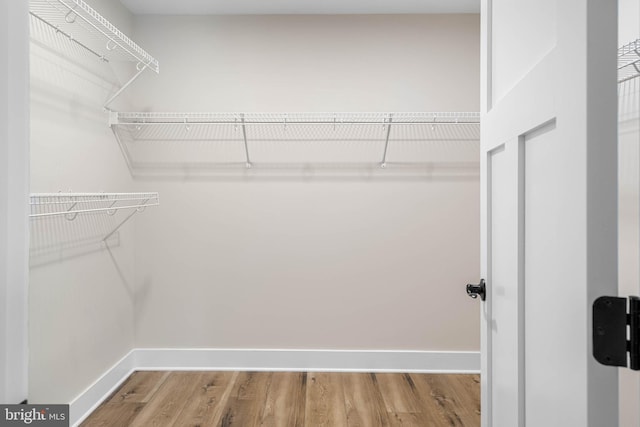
[{"x1": 1, "y1": 0, "x2": 30, "y2": 404}]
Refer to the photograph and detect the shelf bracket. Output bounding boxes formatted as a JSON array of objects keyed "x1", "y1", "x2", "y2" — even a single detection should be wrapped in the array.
[
  {"x1": 241, "y1": 114, "x2": 252, "y2": 168},
  {"x1": 380, "y1": 115, "x2": 393, "y2": 168},
  {"x1": 110, "y1": 123, "x2": 135, "y2": 177},
  {"x1": 102, "y1": 199, "x2": 149, "y2": 242},
  {"x1": 103, "y1": 63, "x2": 149, "y2": 111}
]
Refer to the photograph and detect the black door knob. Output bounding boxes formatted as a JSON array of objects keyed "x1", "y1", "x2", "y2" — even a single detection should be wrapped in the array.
[{"x1": 466, "y1": 279, "x2": 486, "y2": 301}]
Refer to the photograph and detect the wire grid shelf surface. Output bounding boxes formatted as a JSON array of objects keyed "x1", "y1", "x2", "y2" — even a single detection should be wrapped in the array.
[
  {"x1": 29, "y1": 0, "x2": 159, "y2": 72},
  {"x1": 111, "y1": 112, "x2": 480, "y2": 173},
  {"x1": 29, "y1": 209, "x2": 123, "y2": 267},
  {"x1": 30, "y1": 11, "x2": 104, "y2": 65},
  {"x1": 29, "y1": 192, "x2": 160, "y2": 218},
  {"x1": 619, "y1": 38, "x2": 640, "y2": 83}
]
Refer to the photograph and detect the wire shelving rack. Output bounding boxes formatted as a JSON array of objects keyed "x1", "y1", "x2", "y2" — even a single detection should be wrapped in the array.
[
  {"x1": 619, "y1": 38, "x2": 640, "y2": 84},
  {"x1": 29, "y1": 0, "x2": 159, "y2": 108},
  {"x1": 109, "y1": 112, "x2": 481, "y2": 176},
  {"x1": 29, "y1": 192, "x2": 159, "y2": 241}
]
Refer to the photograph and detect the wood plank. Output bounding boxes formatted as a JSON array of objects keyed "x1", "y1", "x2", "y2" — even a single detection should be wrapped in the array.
[
  {"x1": 141, "y1": 372, "x2": 172, "y2": 403},
  {"x1": 260, "y1": 372, "x2": 306, "y2": 427},
  {"x1": 171, "y1": 371, "x2": 238, "y2": 427},
  {"x1": 429, "y1": 374, "x2": 480, "y2": 426},
  {"x1": 304, "y1": 372, "x2": 347, "y2": 427},
  {"x1": 104, "y1": 371, "x2": 170, "y2": 404},
  {"x1": 342, "y1": 373, "x2": 390, "y2": 427},
  {"x1": 376, "y1": 373, "x2": 421, "y2": 413},
  {"x1": 219, "y1": 371, "x2": 273, "y2": 426},
  {"x1": 80, "y1": 402, "x2": 144, "y2": 427},
  {"x1": 409, "y1": 373, "x2": 480, "y2": 427},
  {"x1": 376, "y1": 373, "x2": 441, "y2": 427},
  {"x1": 456, "y1": 374, "x2": 481, "y2": 406},
  {"x1": 128, "y1": 372, "x2": 204, "y2": 427},
  {"x1": 447, "y1": 374, "x2": 481, "y2": 420}
]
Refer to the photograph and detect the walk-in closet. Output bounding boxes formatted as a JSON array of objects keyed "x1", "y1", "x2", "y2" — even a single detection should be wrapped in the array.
[{"x1": 1, "y1": 0, "x2": 638, "y2": 425}]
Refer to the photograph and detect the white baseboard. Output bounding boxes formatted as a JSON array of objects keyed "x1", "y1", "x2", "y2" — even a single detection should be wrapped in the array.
[
  {"x1": 70, "y1": 348, "x2": 479, "y2": 426},
  {"x1": 69, "y1": 350, "x2": 136, "y2": 426},
  {"x1": 135, "y1": 348, "x2": 480, "y2": 373}
]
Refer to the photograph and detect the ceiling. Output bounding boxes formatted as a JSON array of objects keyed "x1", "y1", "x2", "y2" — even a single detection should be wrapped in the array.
[{"x1": 119, "y1": 0, "x2": 480, "y2": 15}]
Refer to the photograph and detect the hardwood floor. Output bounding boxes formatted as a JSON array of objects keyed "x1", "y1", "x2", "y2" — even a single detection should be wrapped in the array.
[{"x1": 82, "y1": 371, "x2": 480, "y2": 427}]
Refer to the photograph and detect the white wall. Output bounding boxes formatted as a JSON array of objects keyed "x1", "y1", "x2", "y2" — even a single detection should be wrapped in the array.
[
  {"x1": 28, "y1": 0, "x2": 138, "y2": 404},
  {"x1": 130, "y1": 15, "x2": 479, "y2": 112},
  {"x1": 0, "y1": 0, "x2": 29, "y2": 405},
  {"x1": 618, "y1": 1, "x2": 640, "y2": 426},
  {"x1": 130, "y1": 15, "x2": 481, "y2": 351}
]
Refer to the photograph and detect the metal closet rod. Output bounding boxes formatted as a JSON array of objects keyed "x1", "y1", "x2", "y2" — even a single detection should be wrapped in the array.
[
  {"x1": 29, "y1": 192, "x2": 159, "y2": 219},
  {"x1": 29, "y1": 203, "x2": 153, "y2": 218}
]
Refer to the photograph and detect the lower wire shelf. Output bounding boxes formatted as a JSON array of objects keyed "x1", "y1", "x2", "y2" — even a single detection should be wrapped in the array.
[{"x1": 29, "y1": 192, "x2": 159, "y2": 241}]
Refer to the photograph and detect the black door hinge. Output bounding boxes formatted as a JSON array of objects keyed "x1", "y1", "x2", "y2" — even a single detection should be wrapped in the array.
[{"x1": 593, "y1": 296, "x2": 640, "y2": 370}]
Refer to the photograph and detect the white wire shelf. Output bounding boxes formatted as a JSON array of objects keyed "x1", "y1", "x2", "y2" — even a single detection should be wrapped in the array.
[
  {"x1": 30, "y1": 192, "x2": 159, "y2": 242},
  {"x1": 29, "y1": 0, "x2": 159, "y2": 108},
  {"x1": 110, "y1": 112, "x2": 480, "y2": 176},
  {"x1": 619, "y1": 38, "x2": 640, "y2": 84},
  {"x1": 30, "y1": 192, "x2": 159, "y2": 254},
  {"x1": 30, "y1": 0, "x2": 158, "y2": 71}
]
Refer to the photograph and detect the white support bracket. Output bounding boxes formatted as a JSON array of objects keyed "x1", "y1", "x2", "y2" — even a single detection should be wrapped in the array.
[
  {"x1": 241, "y1": 114, "x2": 252, "y2": 169},
  {"x1": 103, "y1": 63, "x2": 149, "y2": 111},
  {"x1": 102, "y1": 200, "x2": 148, "y2": 242},
  {"x1": 380, "y1": 114, "x2": 393, "y2": 168}
]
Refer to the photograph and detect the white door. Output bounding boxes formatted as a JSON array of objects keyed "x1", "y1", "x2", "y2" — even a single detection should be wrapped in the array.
[{"x1": 478, "y1": 0, "x2": 619, "y2": 426}]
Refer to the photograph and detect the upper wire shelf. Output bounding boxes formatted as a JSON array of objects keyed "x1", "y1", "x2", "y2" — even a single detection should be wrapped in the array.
[
  {"x1": 30, "y1": 0, "x2": 159, "y2": 72},
  {"x1": 29, "y1": 0, "x2": 159, "y2": 109},
  {"x1": 619, "y1": 38, "x2": 640, "y2": 84},
  {"x1": 29, "y1": 192, "x2": 159, "y2": 219},
  {"x1": 109, "y1": 112, "x2": 480, "y2": 177}
]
